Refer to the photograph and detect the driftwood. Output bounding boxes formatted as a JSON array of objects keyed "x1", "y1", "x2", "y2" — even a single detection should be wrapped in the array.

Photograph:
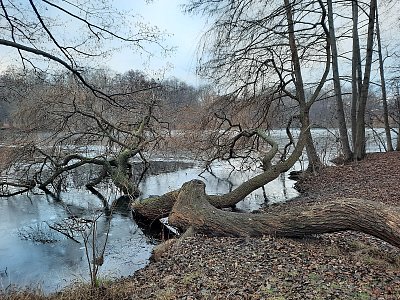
[{"x1": 168, "y1": 180, "x2": 400, "y2": 248}]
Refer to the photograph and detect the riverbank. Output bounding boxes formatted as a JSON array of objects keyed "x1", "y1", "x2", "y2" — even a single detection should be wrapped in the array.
[{"x1": 3, "y1": 152, "x2": 400, "y2": 299}]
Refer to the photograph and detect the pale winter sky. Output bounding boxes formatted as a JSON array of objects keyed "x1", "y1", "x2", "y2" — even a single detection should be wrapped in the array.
[
  {"x1": 93, "y1": 1, "x2": 400, "y2": 88},
  {"x1": 110, "y1": 0, "x2": 208, "y2": 86},
  {"x1": 1, "y1": 1, "x2": 398, "y2": 87},
  {"x1": 0, "y1": 0, "x2": 208, "y2": 86}
]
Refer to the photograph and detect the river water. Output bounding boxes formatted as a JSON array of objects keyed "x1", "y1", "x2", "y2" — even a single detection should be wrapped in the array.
[{"x1": 0, "y1": 128, "x2": 395, "y2": 293}]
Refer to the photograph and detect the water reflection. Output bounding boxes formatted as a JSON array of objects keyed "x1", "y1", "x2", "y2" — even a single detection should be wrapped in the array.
[{"x1": 0, "y1": 193, "x2": 153, "y2": 293}]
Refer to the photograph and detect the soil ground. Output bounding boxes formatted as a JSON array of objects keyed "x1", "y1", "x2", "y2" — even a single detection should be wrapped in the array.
[{"x1": 3, "y1": 152, "x2": 400, "y2": 299}]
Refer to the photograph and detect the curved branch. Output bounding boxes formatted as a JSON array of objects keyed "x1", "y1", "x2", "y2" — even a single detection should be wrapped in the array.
[
  {"x1": 256, "y1": 129, "x2": 278, "y2": 170},
  {"x1": 208, "y1": 126, "x2": 308, "y2": 207},
  {"x1": 132, "y1": 126, "x2": 310, "y2": 220},
  {"x1": 39, "y1": 155, "x2": 111, "y2": 188},
  {"x1": 0, "y1": 39, "x2": 122, "y2": 107},
  {"x1": 307, "y1": 0, "x2": 331, "y2": 108}
]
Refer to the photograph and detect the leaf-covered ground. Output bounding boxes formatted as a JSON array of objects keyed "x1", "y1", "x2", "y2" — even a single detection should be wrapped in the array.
[
  {"x1": 118, "y1": 233, "x2": 400, "y2": 300},
  {"x1": 4, "y1": 152, "x2": 400, "y2": 299},
  {"x1": 294, "y1": 151, "x2": 400, "y2": 205}
]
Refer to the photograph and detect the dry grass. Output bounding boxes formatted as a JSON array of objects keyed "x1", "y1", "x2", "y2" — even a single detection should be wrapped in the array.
[
  {"x1": 0, "y1": 146, "x2": 16, "y2": 171},
  {"x1": 1, "y1": 282, "x2": 131, "y2": 300}
]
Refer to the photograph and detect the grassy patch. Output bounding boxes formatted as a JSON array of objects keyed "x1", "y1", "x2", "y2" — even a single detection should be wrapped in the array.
[
  {"x1": 352, "y1": 291, "x2": 371, "y2": 300},
  {"x1": 181, "y1": 271, "x2": 202, "y2": 285},
  {"x1": 155, "y1": 287, "x2": 177, "y2": 300}
]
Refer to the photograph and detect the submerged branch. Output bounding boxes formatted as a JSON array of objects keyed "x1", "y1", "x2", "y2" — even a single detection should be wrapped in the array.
[
  {"x1": 0, "y1": 180, "x2": 36, "y2": 197},
  {"x1": 132, "y1": 126, "x2": 310, "y2": 220}
]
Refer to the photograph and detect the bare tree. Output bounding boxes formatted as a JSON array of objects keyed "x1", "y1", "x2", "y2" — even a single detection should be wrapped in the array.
[
  {"x1": 133, "y1": 0, "x2": 334, "y2": 220},
  {"x1": 184, "y1": 0, "x2": 335, "y2": 171},
  {"x1": 375, "y1": 4, "x2": 393, "y2": 152},
  {"x1": 131, "y1": 0, "x2": 400, "y2": 249},
  {"x1": 0, "y1": 1, "x2": 171, "y2": 205},
  {"x1": 0, "y1": 69, "x2": 168, "y2": 204},
  {"x1": 327, "y1": 0, "x2": 353, "y2": 161}
]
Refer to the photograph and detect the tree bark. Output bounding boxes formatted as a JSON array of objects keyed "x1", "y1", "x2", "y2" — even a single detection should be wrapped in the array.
[
  {"x1": 110, "y1": 148, "x2": 140, "y2": 196},
  {"x1": 169, "y1": 180, "x2": 400, "y2": 248},
  {"x1": 375, "y1": 5, "x2": 393, "y2": 152},
  {"x1": 351, "y1": 0, "x2": 362, "y2": 151},
  {"x1": 132, "y1": 190, "x2": 180, "y2": 221},
  {"x1": 327, "y1": 0, "x2": 353, "y2": 161},
  {"x1": 354, "y1": 0, "x2": 377, "y2": 160},
  {"x1": 397, "y1": 94, "x2": 400, "y2": 151}
]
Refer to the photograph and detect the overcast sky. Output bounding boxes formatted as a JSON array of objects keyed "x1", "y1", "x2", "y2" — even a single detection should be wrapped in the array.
[
  {"x1": 0, "y1": 0, "x2": 208, "y2": 86},
  {"x1": 109, "y1": 0, "x2": 208, "y2": 85},
  {"x1": 2, "y1": 1, "x2": 397, "y2": 87}
]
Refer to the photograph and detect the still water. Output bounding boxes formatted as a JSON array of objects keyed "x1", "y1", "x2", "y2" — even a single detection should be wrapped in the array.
[
  {"x1": 0, "y1": 128, "x2": 394, "y2": 293},
  {"x1": 0, "y1": 159, "x2": 299, "y2": 293}
]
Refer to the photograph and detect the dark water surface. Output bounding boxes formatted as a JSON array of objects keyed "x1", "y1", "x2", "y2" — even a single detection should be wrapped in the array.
[
  {"x1": 0, "y1": 158, "x2": 298, "y2": 293},
  {"x1": 0, "y1": 193, "x2": 152, "y2": 292}
]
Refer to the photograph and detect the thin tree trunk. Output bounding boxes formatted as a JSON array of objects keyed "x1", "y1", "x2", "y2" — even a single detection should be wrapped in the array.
[
  {"x1": 354, "y1": 0, "x2": 377, "y2": 160},
  {"x1": 169, "y1": 180, "x2": 400, "y2": 248},
  {"x1": 351, "y1": 0, "x2": 362, "y2": 151},
  {"x1": 327, "y1": 0, "x2": 353, "y2": 161},
  {"x1": 398, "y1": 124, "x2": 400, "y2": 151},
  {"x1": 375, "y1": 5, "x2": 393, "y2": 151},
  {"x1": 397, "y1": 94, "x2": 400, "y2": 150},
  {"x1": 284, "y1": 0, "x2": 322, "y2": 171}
]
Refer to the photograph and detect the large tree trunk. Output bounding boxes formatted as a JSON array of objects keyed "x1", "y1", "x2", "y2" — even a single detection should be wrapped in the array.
[
  {"x1": 354, "y1": 0, "x2": 377, "y2": 160},
  {"x1": 110, "y1": 148, "x2": 140, "y2": 196},
  {"x1": 284, "y1": 0, "x2": 322, "y2": 171},
  {"x1": 351, "y1": 0, "x2": 363, "y2": 151},
  {"x1": 169, "y1": 180, "x2": 400, "y2": 248}
]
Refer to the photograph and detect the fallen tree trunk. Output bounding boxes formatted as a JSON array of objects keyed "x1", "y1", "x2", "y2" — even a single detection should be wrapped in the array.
[
  {"x1": 131, "y1": 162, "x2": 287, "y2": 221},
  {"x1": 132, "y1": 190, "x2": 180, "y2": 220},
  {"x1": 168, "y1": 180, "x2": 400, "y2": 248},
  {"x1": 131, "y1": 164, "x2": 286, "y2": 221},
  {"x1": 132, "y1": 127, "x2": 309, "y2": 221}
]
